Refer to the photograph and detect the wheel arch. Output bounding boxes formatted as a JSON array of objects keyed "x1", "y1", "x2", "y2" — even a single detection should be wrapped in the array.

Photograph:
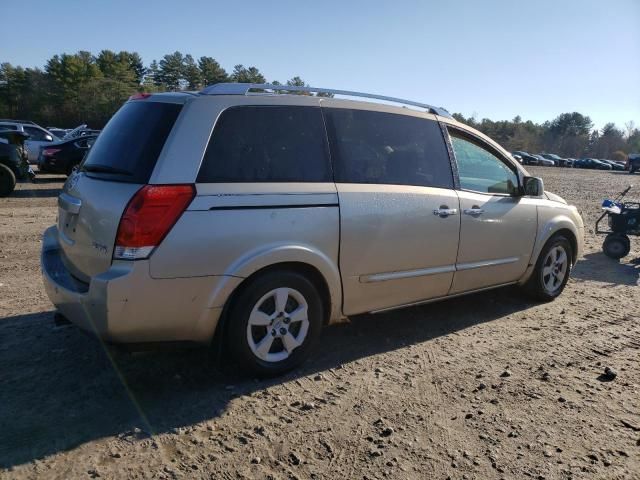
[
  {"x1": 519, "y1": 216, "x2": 581, "y2": 285},
  {"x1": 210, "y1": 260, "x2": 338, "y2": 356}
]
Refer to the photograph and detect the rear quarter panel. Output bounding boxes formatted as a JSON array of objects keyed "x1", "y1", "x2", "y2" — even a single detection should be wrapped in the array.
[{"x1": 149, "y1": 184, "x2": 343, "y2": 322}]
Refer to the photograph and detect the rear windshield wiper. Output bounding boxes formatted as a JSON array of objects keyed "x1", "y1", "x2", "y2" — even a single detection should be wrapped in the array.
[{"x1": 82, "y1": 164, "x2": 133, "y2": 175}]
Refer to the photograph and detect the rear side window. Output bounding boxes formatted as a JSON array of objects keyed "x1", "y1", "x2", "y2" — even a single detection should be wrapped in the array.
[
  {"x1": 81, "y1": 101, "x2": 182, "y2": 183},
  {"x1": 197, "y1": 106, "x2": 331, "y2": 183},
  {"x1": 323, "y1": 109, "x2": 453, "y2": 188}
]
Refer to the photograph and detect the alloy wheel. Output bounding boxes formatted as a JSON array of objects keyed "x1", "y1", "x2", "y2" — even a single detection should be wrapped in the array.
[{"x1": 246, "y1": 287, "x2": 309, "y2": 363}]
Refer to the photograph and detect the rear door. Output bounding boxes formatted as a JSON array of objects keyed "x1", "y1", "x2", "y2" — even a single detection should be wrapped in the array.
[
  {"x1": 446, "y1": 127, "x2": 537, "y2": 294},
  {"x1": 57, "y1": 98, "x2": 184, "y2": 282},
  {"x1": 323, "y1": 106, "x2": 460, "y2": 314}
]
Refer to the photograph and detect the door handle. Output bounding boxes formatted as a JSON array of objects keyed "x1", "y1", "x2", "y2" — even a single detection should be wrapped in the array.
[
  {"x1": 463, "y1": 207, "x2": 485, "y2": 216},
  {"x1": 433, "y1": 206, "x2": 458, "y2": 218}
]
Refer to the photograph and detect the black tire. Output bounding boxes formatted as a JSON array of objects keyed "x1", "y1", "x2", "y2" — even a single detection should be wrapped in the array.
[
  {"x1": 0, "y1": 163, "x2": 17, "y2": 197},
  {"x1": 226, "y1": 270, "x2": 324, "y2": 376},
  {"x1": 523, "y1": 234, "x2": 573, "y2": 302},
  {"x1": 602, "y1": 233, "x2": 630, "y2": 259}
]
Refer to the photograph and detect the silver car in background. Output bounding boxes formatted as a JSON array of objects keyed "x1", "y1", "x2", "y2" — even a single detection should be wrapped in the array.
[
  {"x1": 0, "y1": 120, "x2": 60, "y2": 163},
  {"x1": 41, "y1": 84, "x2": 584, "y2": 375}
]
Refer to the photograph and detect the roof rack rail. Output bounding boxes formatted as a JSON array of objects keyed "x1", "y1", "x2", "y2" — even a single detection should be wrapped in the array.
[
  {"x1": 0, "y1": 118, "x2": 37, "y2": 125},
  {"x1": 199, "y1": 83, "x2": 452, "y2": 118}
]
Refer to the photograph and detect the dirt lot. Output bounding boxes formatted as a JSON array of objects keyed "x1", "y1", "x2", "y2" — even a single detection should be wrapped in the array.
[{"x1": 1, "y1": 167, "x2": 638, "y2": 480}]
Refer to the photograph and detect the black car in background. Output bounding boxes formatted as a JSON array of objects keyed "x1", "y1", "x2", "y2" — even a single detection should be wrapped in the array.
[
  {"x1": 629, "y1": 154, "x2": 640, "y2": 174},
  {"x1": 575, "y1": 158, "x2": 612, "y2": 170},
  {"x1": 599, "y1": 159, "x2": 625, "y2": 171},
  {"x1": 38, "y1": 135, "x2": 97, "y2": 175}
]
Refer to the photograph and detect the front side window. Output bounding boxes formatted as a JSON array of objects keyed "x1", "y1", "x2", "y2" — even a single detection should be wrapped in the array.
[
  {"x1": 449, "y1": 131, "x2": 519, "y2": 195},
  {"x1": 197, "y1": 106, "x2": 331, "y2": 183},
  {"x1": 324, "y1": 109, "x2": 453, "y2": 188}
]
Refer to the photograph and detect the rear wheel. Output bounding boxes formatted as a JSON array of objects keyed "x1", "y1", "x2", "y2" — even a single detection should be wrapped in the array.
[
  {"x1": 523, "y1": 235, "x2": 573, "y2": 301},
  {"x1": 226, "y1": 270, "x2": 323, "y2": 376},
  {"x1": 0, "y1": 164, "x2": 17, "y2": 197},
  {"x1": 602, "y1": 233, "x2": 630, "y2": 259}
]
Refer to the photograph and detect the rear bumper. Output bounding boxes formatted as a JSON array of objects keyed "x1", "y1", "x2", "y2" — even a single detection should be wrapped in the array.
[{"x1": 41, "y1": 226, "x2": 240, "y2": 344}]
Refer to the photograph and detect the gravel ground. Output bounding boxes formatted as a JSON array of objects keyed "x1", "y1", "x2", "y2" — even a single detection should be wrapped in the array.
[{"x1": 1, "y1": 167, "x2": 638, "y2": 480}]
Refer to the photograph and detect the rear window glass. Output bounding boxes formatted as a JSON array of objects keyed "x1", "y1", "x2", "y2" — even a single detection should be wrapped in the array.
[
  {"x1": 323, "y1": 109, "x2": 453, "y2": 188},
  {"x1": 81, "y1": 101, "x2": 182, "y2": 183},
  {"x1": 197, "y1": 106, "x2": 331, "y2": 183}
]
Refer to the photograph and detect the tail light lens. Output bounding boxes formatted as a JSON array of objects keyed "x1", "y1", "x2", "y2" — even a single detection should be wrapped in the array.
[
  {"x1": 43, "y1": 148, "x2": 61, "y2": 157},
  {"x1": 114, "y1": 184, "x2": 195, "y2": 260}
]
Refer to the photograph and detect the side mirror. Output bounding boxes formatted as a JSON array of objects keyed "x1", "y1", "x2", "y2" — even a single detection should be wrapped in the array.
[
  {"x1": 45, "y1": 135, "x2": 53, "y2": 142},
  {"x1": 523, "y1": 176, "x2": 544, "y2": 196}
]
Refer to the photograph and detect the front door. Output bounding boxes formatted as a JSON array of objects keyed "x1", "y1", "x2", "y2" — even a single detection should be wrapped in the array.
[{"x1": 447, "y1": 128, "x2": 537, "y2": 294}]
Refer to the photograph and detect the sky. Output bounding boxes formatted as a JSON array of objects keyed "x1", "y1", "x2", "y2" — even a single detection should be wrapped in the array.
[{"x1": 1, "y1": 0, "x2": 639, "y2": 130}]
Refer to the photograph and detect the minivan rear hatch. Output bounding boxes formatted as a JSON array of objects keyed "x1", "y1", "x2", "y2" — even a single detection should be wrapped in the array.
[{"x1": 56, "y1": 98, "x2": 183, "y2": 282}]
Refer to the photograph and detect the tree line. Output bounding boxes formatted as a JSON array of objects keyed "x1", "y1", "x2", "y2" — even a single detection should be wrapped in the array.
[
  {"x1": 453, "y1": 112, "x2": 639, "y2": 162},
  {"x1": 1, "y1": 50, "x2": 638, "y2": 160},
  {"x1": 0, "y1": 50, "x2": 309, "y2": 130}
]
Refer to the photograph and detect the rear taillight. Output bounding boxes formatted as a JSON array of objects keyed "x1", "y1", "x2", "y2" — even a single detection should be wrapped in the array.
[
  {"x1": 114, "y1": 184, "x2": 195, "y2": 260},
  {"x1": 43, "y1": 148, "x2": 61, "y2": 157}
]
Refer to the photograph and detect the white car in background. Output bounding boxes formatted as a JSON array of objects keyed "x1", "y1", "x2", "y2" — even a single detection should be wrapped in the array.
[{"x1": 0, "y1": 120, "x2": 60, "y2": 164}]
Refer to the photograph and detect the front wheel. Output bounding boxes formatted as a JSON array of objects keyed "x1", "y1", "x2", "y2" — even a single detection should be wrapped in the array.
[
  {"x1": 523, "y1": 235, "x2": 573, "y2": 301},
  {"x1": 602, "y1": 233, "x2": 630, "y2": 259},
  {"x1": 0, "y1": 164, "x2": 17, "y2": 197},
  {"x1": 226, "y1": 271, "x2": 323, "y2": 376}
]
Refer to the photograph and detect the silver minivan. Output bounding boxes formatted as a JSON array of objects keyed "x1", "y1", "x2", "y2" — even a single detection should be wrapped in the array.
[{"x1": 41, "y1": 84, "x2": 584, "y2": 375}]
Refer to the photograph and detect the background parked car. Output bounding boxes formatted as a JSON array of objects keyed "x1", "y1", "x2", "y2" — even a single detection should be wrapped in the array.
[
  {"x1": 38, "y1": 135, "x2": 97, "y2": 175},
  {"x1": 533, "y1": 154, "x2": 555, "y2": 167},
  {"x1": 512, "y1": 154, "x2": 523, "y2": 164},
  {"x1": 628, "y1": 153, "x2": 640, "y2": 173},
  {"x1": 541, "y1": 153, "x2": 569, "y2": 167},
  {"x1": 512, "y1": 151, "x2": 539, "y2": 165},
  {"x1": 0, "y1": 120, "x2": 60, "y2": 164},
  {"x1": 60, "y1": 124, "x2": 100, "y2": 140},
  {"x1": 576, "y1": 158, "x2": 612, "y2": 170},
  {"x1": 47, "y1": 127, "x2": 70, "y2": 138},
  {"x1": 0, "y1": 130, "x2": 32, "y2": 196},
  {"x1": 599, "y1": 159, "x2": 625, "y2": 171}
]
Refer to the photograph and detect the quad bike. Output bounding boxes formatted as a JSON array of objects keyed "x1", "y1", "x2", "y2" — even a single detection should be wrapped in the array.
[
  {"x1": 0, "y1": 130, "x2": 36, "y2": 197},
  {"x1": 596, "y1": 186, "x2": 639, "y2": 259}
]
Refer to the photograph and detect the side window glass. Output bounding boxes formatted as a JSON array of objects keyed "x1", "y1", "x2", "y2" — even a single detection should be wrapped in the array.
[
  {"x1": 449, "y1": 132, "x2": 518, "y2": 195},
  {"x1": 197, "y1": 106, "x2": 331, "y2": 183},
  {"x1": 24, "y1": 127, "x2": 47, "y2": 141},
  {"x1": 324, "y1": 109, "x2": 453, "y2": 188}
]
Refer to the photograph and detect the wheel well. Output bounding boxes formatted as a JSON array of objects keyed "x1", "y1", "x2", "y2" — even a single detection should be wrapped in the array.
[
  {"x1": 553, "y1": 228, "x2": 578, "y2": 264},
  {"x1": 212, "y1": 262, "x2": 332, "y2": 349}
]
